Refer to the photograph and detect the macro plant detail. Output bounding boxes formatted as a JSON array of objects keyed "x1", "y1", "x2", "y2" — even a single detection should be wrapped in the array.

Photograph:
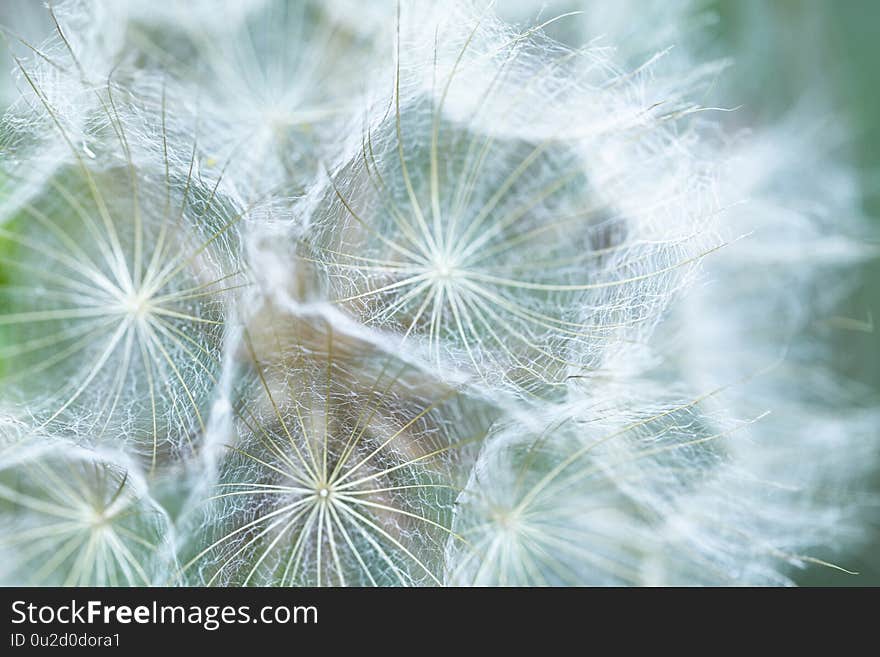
[
  {"x1": 446, "y1": 420, "x2": 660, "y2": 586},
  {"x1": 105, "y1": 0, "x2": 386, "y2": 201},
  {"x1": 298, "y1": 11, "x2": 718, "y2": 395},
  {"x1": 0, "y1": 79, "x2": 244, "y2": 469},
  {"x1": 0, "y1": 0, "x2": 876, "y2": 588},
  {"x1": 0, "y1": 438, "x2": 175, "y2": 586},
  {"x1": 446, "y1": 390, "x2": 759, "y2": 586},
  {"x1": 184, "y1": 328, "x2": 492, "y2": 586}
]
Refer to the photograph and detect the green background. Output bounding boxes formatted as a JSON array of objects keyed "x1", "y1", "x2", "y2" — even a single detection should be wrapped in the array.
[{"x1": 711, "y1": 0, "x2": 879, "y2": 586}]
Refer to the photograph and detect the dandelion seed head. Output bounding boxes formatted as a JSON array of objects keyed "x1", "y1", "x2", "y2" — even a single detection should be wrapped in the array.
[{"x1": 0, "y1": 0, "x2": 873, "y2": 588}]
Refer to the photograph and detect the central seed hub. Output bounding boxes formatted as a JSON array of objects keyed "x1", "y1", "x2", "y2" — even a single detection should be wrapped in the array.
[
  {"x1": 431, "y1": 256, "x2": 459, "y2": 281},
  {"x1": 124, "y1": 292, "x2": 151, "y2": 318},
  {"x1": 91, "y1": 510, "x2": 108, "y2": 528},
  {"x1": 318, "y1": 487, "x2": 330, "y2": 499}
]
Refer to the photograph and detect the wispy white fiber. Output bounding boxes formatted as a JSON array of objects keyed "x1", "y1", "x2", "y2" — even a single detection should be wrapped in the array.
[{"x1": 0, "y1": 0, "x2": 875, "y2": 587}]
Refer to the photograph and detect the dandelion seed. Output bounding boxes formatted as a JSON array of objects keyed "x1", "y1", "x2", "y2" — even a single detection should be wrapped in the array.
[
  {"x1": 182, "y1": 313, "x2": 494, "y2": 586},
  {"x1": 298, "y1": 9, "x2": 718, "y2": 395},
  {"x1": 446, "y1": 420, "x2": 658, "y2": 586},
  {"x1": 0, "y1": 0, "x2": 872, "y2": 589},
  {"x1": 446, "y1": 393, "x2": 785, "y2": 585},
  {"x1": 0, "y1": 436, "x2": 175, "y2": 586},
  {"x1": 112, "y1": 0, "x2": 388, "y2": 200},
  {"x1": 0, "y1": 74, "x2": 245, "y2": 470}
]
